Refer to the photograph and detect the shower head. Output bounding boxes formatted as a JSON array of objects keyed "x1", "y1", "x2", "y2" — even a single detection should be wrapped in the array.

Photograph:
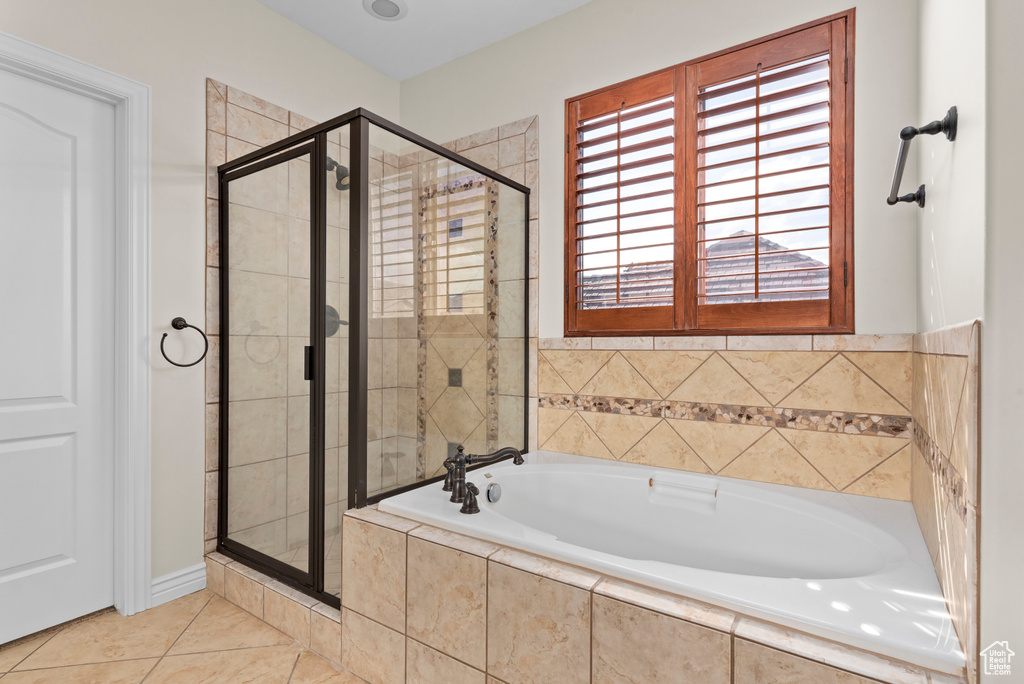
[{"x1": 326, "y1": 156, "x2": 350, "y2": 191}]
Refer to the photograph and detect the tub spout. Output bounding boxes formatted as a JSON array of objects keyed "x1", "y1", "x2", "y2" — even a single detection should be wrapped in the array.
[{"x1": 467, "y1": 446, "x2": 524, "y2": 467}]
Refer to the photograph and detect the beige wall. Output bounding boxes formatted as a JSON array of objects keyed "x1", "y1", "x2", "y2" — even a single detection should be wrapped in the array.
[
  {"x1": 399, "y1": 0, "x2": 921, "y2": 338},
  {"x1": 0, "y1": 0, "x2": 400, "y2": 578},
  {"x1": 980, "y1": 0, "x2": 1024, "y2": 679},
  {"x1": 917, "y1": 0, "x2": 987, "y2": 331}
]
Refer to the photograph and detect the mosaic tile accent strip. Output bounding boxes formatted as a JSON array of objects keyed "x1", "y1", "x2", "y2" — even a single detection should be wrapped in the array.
[
  {"x1": 485, "y1": 179, "x2": 500, "y2": 451},
  {"x1": 913, "y1": 422, "x2": 967, "y2": 522},
  {"x1": 538, "y1": 393, "x2": 912, "y2": 438}
]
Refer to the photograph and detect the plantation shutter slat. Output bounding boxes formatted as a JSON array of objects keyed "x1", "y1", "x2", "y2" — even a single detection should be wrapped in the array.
[{"x1": 564, "y1": 13, "x2": 852, "y2": 335}]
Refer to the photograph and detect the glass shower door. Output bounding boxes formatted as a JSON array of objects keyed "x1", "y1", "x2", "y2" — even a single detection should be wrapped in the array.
[{"x1": 221, "y1": 143, "x2": 316, "y2": 584}]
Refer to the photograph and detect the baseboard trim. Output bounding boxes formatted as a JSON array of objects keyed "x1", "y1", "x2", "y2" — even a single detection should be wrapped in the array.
[{"x1": 151, "y1": 563, "x2": 207, "y2": 607}]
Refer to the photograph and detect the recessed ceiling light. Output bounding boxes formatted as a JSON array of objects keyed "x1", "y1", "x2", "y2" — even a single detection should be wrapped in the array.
[{"x1": 363, "y1": 0, "x2": 408, "y2": 21}]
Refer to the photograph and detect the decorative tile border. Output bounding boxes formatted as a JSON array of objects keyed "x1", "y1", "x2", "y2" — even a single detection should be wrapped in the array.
[
  {"x1": 539, "y1": 393, "x2": 912, "y2": 438},
  {"x1": 913, "y1": 423, "x2": 967, "y2": 522}
]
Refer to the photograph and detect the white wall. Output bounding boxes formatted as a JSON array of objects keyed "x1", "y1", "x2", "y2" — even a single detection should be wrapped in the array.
[
  {"x1": 980, "y1": 0, "x2": 1024, "y2": 678},
  {"x1": 0, "y1": 0, "x2": 400, "y2": 578},
  {"x1": 917, "y1": 0, "x2": 987, "y2": 331},
  {"x1": 400, "y1": 0, "x2": 920, "y2": 338}
]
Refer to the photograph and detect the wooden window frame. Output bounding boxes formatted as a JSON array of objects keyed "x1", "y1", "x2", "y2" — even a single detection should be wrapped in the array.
[{"x1": 564, "y1": 9, "x2": 855, "y2": 336}]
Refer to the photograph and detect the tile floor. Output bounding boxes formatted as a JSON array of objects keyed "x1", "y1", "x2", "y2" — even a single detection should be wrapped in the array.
[{"x1": 0, "y1": 590, "x2": 363, "y2": 683}]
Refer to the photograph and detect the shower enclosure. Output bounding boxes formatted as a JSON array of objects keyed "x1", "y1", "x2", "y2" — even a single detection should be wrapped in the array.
[{"x1": 216, "y1": 110, "x2": 529, "y2": 606}]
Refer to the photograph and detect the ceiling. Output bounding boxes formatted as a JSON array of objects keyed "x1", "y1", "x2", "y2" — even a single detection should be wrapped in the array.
[{"x1": 256, "y1": 0, "x2": 595, "y2": 81}]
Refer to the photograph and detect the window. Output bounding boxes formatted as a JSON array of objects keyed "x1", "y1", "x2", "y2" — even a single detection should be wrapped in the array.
[{"x1": 565, "y1": 11, "x2": 853, "y2": 334}]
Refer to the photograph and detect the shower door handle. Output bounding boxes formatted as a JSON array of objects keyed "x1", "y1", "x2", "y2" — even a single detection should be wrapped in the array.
[{"x1": 304, "y1": 346, "x2": 313, "y2": 381}]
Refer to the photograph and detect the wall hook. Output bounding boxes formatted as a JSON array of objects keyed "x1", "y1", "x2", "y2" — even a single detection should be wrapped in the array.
[
  {"x1": 886, "y1": 106, "x2": 957, "y2": 208},
  {"x1": 160, "y1": 316, "x2": 209, "y2": 367}
]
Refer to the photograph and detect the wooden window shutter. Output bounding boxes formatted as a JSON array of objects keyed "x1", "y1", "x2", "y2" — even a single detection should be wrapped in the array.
[
  {"x1": 566, "y1": 70, "x2": 677, "y2": 333},
  {"x1": 564, "y1": 12, "x2": 853, "y2": 336},
  {"x1": 685, "y1": 19, "x2": 850, "y2": 331}
]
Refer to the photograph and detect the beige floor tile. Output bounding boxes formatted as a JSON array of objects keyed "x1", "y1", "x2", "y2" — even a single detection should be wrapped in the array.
[
  {"x1": 15, "y1": 591, "x2": 212, "y2": 670},
  {"x1": 144, "y1": 644, "x2": 301, "y2": 684},
  {"x1": 167, "y1": 596, "x2": 294, "y2": 655},
  {"x1": 290, "y1": 650, "x2": 364, "y2": 684},
  {"x1": 0, "y1": 658, "x2": 158, "y2": 684},
  {"x1": 0, "y1": 633, "x2": 55, "y2": 673}
]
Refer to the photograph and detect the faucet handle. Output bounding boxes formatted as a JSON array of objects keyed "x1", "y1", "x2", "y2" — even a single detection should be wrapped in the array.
[
  {"x1": 460, "y1": 482, "x2": 481, "y2": 515},
  {"x1": 441, "y1": 459, "x2": 454, "y2": 492}
]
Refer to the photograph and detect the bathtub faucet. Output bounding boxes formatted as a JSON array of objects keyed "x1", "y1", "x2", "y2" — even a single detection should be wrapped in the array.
[{"x1": 442, "y1": 445, "x2": 524, "y2": 506}]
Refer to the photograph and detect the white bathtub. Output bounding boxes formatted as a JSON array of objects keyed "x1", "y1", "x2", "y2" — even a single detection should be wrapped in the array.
[{"x1": 380, "y1": 451, "x2": 964, "y2": 675}]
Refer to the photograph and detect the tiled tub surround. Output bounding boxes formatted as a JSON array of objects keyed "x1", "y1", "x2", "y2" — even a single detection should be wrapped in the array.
[
  {"x1": 910, "y1": 322, "x2": 980, "y2": 684},
  {"x1": 380, "y1": 453, "x2": 963, "y2": 677},
  {"x1": 334, "y1": 505, "x2": 963, "y2": 684},
  {"x1": 537, "y1": 334, "x2": 914, "y2": 500},
  {"x1": 202, "y1": 504, "x2": 965, "y2": 684}
]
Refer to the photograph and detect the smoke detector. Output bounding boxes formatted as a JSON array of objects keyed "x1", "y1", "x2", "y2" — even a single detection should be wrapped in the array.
[{"x1": 363, "y1": 0, "x2": 408, "y2": 21}]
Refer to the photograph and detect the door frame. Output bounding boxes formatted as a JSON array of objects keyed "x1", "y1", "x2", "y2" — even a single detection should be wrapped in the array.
[{"x1": 0, "y1": 31, "x2": 152, "y2": 616}]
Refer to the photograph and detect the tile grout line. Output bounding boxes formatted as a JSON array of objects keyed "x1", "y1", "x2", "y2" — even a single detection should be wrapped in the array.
[
  {"x1": 285, "y1": 649, "x2": 301, "y2": 684},
  {"x1": 713, "y1": 351, "x2": 774, "y2": 407},
  {"x1": 767, "y1": 351, "x2": 838, "y2": 408},
  {"x1": 774, "y1": 428, "x2": 842, "y2": 493},
  {"x1": 841, "y1": 351, "x2": 914, "y2": 415},
  {"x1": 11, "y1": 655, "x2": 166, "y2": 676},
  {"x1": 662, "y1": 417, "x2": 719, "y2": 475},
  {"x1": 713, "y1": 428, "x2": 775, "y2": 476},
  {"x1": 139, "y1": 591, "x2": 215, "y2": 683},
  {"x1": 0, "y1": 622, "x2": 64, "y2": 674},
  {"x1": 622, "y1": 347, "x2": 712, "y2": 403},
  {"x1": 840, "y1": 444, "x2": 911, "y2": 495},
  {"x1": 541, "y1": 347, "x2": 610, "y2": 396},
  {"x1": 589, "y1": 585, "x2": 594, "y2": 683}
]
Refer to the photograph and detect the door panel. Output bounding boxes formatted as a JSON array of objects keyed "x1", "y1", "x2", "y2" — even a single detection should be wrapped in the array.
[
  {"x1": 0, "y1": 65, "x2": 116, "y2": 643},
  {"x1": 223, "y1": 146, "x2": 313, "y2": 578}
]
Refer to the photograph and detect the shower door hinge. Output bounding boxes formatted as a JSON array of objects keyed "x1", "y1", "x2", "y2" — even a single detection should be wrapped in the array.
[
  {"x1": 304, "y1": 345, "x2": 313, "y2": 380},
  {"x1": 843, "y1": 262, "x2": 848, "y2": 287}
]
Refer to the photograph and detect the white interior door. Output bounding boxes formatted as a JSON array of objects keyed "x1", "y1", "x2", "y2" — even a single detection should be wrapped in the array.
[{"x1": 0, "y1": 61, "x2": 117, "y2": 644}]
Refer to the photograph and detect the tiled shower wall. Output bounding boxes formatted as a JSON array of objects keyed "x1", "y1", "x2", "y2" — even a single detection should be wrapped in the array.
[
  {"x1": 437, "y1": 116, "x2": 541, "y2": 465},
  {"x1": 537, "y1": 335, "x2": 914, "y2": 500},
  {"x1": 205, "y1": 80, "x2": 540, "y2": 558},
  {"x1": 911, "y1": 321, "x2": 980, "y2": 683}
]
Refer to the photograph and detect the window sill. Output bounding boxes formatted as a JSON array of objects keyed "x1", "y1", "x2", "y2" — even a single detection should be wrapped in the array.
[{"x1": 541, "y1": 334, "x2": 912, "y2": 353}]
